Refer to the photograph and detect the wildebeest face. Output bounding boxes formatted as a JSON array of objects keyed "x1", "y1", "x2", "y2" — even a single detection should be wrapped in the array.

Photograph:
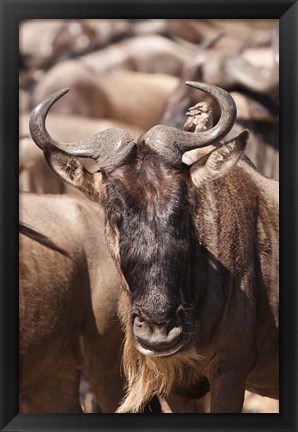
[
  {"x1": 102, "y1": 148, "x2": 192, "y2": 356},
  {"x1": 29, "y1": 82, "x2": 248, "y2": 357}
]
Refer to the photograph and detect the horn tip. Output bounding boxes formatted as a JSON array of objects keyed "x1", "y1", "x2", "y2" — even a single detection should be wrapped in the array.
[
  {"x1": 53, "y1": 87, "x2": 70, "y2": 99},
  {"x1": 185, "y1": 80, "x2": 209, "y2": 89},
  {"x1": 59, "y1": 87, "x2": 70, "y2": 95}
]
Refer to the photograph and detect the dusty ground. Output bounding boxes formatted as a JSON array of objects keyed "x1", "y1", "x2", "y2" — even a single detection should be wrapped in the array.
[{"x1": 243, "y1": 391, "x2": 279, "y2": 413}]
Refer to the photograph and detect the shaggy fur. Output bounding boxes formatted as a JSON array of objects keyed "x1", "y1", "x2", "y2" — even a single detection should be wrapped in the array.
[{"x1": 117, "y1": 290, "x2": 203, "y2": 413}]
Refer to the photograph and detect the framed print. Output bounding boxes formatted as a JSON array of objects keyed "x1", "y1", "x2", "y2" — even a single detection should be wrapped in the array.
[{"x1": 1, "y1": 1, "x2": 297, "y2": 431}]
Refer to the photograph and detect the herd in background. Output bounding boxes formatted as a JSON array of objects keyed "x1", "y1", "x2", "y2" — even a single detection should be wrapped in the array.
[
  {"x1": 20, "y1": 19, "x2": 279, "y2": 194},
  {"x1": 19, "y1": 19, "x2": 279, "y2": 413}
]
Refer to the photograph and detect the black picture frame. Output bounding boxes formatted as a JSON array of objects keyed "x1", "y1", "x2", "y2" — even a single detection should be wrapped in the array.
[{"x1": 1, "y1": 1, "x2": 297, "y2": 431}]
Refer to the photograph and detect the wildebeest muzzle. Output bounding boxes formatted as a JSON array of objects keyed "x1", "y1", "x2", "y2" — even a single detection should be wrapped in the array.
[{"x1": 131, "y1": 303, "x2": 186, "y2": 357}]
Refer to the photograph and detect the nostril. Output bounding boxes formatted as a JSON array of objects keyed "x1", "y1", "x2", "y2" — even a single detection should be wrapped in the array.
[
  {"x1": 132, "y1": 305, "x2": 186, "y2": 353},
  {"x1": 134, "y1": 315, "x2": 144, "y2": 328},
  {"x1": 133, "y1": 315, "x2": 154, "y2": 346}
]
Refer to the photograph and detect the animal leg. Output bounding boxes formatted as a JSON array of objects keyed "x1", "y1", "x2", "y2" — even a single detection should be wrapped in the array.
[
  {"x1": 20, "y1": 356, "x2": 83, "y2": 413},
  {"x1": 82, "y1": 325, "x2": 124, "y2": 412},
  {"x1": 89, "y1": 369, "x2": 124, "y2": 413},
  {"x1": 20, "y1": 364, "x2": 82, "y2": 413},
  {"x1": 158, "y1": 394, "x2": 209, "y2": 413},
  {"x1": 210, "y1": 369, "x2": 247, "y2": 413}
]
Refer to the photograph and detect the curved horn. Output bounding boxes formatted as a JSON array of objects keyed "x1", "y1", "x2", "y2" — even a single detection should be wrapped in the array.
[
  {"x1": 29, "y1": 88, "x2": 136, "y2": 170},
  {"x1": 143, "y1": 81, "x2": 237, "y2": 167}
]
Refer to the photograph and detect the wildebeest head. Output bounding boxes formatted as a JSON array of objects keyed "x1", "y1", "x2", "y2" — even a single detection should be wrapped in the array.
[{"x1": 30, "y1": 82, "x2": 248, "y2": 358}]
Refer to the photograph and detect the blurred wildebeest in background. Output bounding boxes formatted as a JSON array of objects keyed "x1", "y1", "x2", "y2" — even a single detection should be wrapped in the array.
[
  {"x1": 19, "y1": 193, "x2": 124, "y2": 412},
  {"x1": 19, "y1": 19, "x2": 279, "y2": 413}
]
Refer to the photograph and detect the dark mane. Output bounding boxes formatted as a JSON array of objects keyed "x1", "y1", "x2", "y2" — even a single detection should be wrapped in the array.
[{"x1": 103, "y1": 148, "x2": 191, "y2": 307}]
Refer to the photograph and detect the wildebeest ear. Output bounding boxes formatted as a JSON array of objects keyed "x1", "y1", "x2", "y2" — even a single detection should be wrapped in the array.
[
  {"x1": 45, "y1": 149, "x2": 103, "y2": 200},
  {"x1": 190, "y1": 130, "x2": 249, "y2": 187}
]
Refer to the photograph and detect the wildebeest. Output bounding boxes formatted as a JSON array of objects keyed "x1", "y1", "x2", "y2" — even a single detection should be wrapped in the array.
[
  {"x1": 32, "y1": 62, "x2": 179, "y2": 129},
  {"x1": 20, "y1": 193, "x2": 124, "y2": 412},
  {"x1": 79, "y1": 34, "x2": 190, "y2": 77},
  {"x1": 29, "y1": 81, "x2": 279, "y2": 413},
  {"x1": 20, "y1": 19, "x2": 134, "y2": 70}
]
